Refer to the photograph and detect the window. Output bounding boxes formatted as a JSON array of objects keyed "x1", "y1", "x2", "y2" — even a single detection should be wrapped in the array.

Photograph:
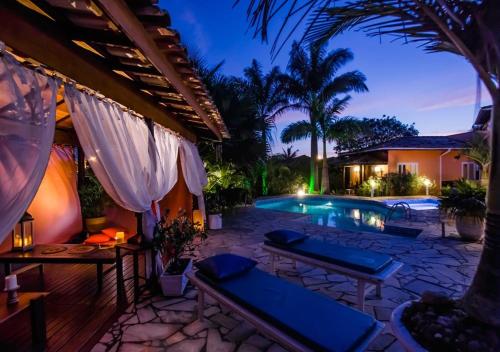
[
  {"x1": 462, "y1": 162, "x2": 481, "y2": 180},
  {"x1": 397, "y1": 162, "x2": 418, "y2": 175}
]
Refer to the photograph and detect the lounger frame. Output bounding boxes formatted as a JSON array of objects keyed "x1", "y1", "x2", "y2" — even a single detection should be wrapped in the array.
[
  {"x1": 263, "y1": 244, "x2": 403, "y2": 312},
  {"x1": 187, "y1": 271, "x2": 384, "y2": 352}
]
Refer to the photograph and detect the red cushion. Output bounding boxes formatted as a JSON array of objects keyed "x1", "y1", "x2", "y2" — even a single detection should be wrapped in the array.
[
  {"x1": 84, "y1": 234, "x2": 111, "y2": 245},
  {"x1": 101, "y1": 227, "x2": 128, "y2": 239}
]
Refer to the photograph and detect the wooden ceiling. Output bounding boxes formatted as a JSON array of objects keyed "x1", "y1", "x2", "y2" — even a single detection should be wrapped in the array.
[{"x1": 9, "y1": 0, "x2": 229, "y2": 141}]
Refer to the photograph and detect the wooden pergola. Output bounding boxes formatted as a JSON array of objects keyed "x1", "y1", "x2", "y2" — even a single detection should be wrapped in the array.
[{"x1": 0, "y1": 0, "x2": 229, "y2": 144}]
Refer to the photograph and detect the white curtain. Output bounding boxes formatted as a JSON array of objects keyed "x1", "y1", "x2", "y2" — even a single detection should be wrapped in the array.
[
  {"x1": 65, "y1": 85, "x2": 154, "y2": 213},
  {"x1": 151, "y1": 123, "x2": 179, "y2": 202},
  {"x1": 179, "y1": 139, "x2": 208, "y2": 220},
  {"x1": 0, "y1": 53, "x2": 59, "y2": 243}
]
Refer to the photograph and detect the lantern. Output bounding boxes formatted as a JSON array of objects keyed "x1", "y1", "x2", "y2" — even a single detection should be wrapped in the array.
[{"x1": 11, "y1": 212, "x2": 34, "y2": 252}]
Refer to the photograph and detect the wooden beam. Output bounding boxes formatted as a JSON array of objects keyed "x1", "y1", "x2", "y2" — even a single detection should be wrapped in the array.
[
  {"x1": 0, "y1": 3, "x2": 196, "y2": 142},
  {"x1": 96, "y1": 0, "x2": 222, "y2": 141}
]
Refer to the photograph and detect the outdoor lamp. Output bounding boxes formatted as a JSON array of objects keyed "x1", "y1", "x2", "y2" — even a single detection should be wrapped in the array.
[
  {"x1": 368, "y1": 178, "x2": 378, "y2": 198},
  {"x1": 353, "y1": 166, "x2": 360, "y2": 173},
  {"x1": 423, "y1": 178, "x2": 432, "y2": 196},
  {"x1": 193, "y1": 209, "x2": 205, "y2": 230},
  {"x1": 11, "y1": 212, "x2": 34, "y2": 252},
  {"x1": 297, "y1": 188, "x2": 306, "y2": 197}
]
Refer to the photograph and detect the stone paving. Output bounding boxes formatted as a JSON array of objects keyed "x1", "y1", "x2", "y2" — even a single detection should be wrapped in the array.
[{"x1": 92, "y1": 205, "x2": 483, "y2": 352}]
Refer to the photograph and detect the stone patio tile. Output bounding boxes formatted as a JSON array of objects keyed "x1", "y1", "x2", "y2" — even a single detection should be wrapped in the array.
[
  {"x1": 237, "y1": 343, "x2": 262, "y2": 352},
  {"x1": 225, "y1": 321, "x2": 256, "y2": 342},
  {"x1": 122, "y1": 323, "x2": 181, "y2": 342},
  {"x1": 137, "y1": 307, "x2": 156, "y2": 323},
  {"x1": 245, "y1": 334, "x2": 273, "y2": 349},
  {"x1": 207, "y1": 328, "x2": 236, "y2": 352},
  {"x1": 167, "y1": 338, "x2": 206, "y2": 352},
  {"x1": 210, "y1": 313, "x2": 240, "y2": 330},
  {"x1": 183, "y1": 319, "x2": 215, "y2": 336},
  {"x1": 157, "y1": 309, "x2": 193, "y2": 324},
  {"x1": 165, "y1": 331, "x2": 187, "y2": 346},
  {"x1": 405, "y1": 279, "x2": 454, "y2": 296},
  {"x1": 167, "y1": 300, "x2": 198, "y2": 312}
]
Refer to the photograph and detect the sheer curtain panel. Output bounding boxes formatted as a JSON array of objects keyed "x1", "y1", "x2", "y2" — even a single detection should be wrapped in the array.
[{"x1": 0, "y1": 54, "x2": 59, "y2": 243}]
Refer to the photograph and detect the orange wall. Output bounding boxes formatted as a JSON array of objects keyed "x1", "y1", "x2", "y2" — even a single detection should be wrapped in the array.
[
  {"x1": 1, "y1": 146, "x2": 83, "y2": 253},
  {"x1": 387, "y1": 149, "x2": 471, "y2": 188}
]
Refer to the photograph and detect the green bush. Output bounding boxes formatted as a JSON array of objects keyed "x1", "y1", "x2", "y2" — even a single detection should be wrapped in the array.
[
  {"x1": 440, "y1": 179, "x2": 486, "y2": 219},
  {"x1": 78, "y1": 172, "x2": 106, "y2": 218},
  {"x1": 356, "y1": 173, "x2": 436, "y2": 196},
  {"x1": 267, "y1": 162, "x2": 307, "y2": 195}
]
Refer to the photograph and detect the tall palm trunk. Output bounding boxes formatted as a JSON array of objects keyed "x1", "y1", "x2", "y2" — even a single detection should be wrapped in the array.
[
  {"x1": 309, "y1": 128, "x2": 318, "y2": 193},
  {"x1": 321, "y1": 135, "x2": 330, "y2": 194},
  {"x1": 464, "y1": 94, "x2": 500, "y2": 327},
  {"x1": 261, "y1": 131, "x2": 269, "y2": 195}
]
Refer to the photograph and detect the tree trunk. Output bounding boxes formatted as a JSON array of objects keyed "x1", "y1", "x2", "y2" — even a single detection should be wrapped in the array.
[
  {"x1": 309, "y1": 128, "x2": 318, "y2": 193},
  {"x1": 321, "y1": 136, "x2": 330, "y2": 194},
  {"x1": 261, "y1": 164, "x2": 268, "y2": 196},
  {"x1": 464, "y1": 94, "x2": 500, "y2": 327}
]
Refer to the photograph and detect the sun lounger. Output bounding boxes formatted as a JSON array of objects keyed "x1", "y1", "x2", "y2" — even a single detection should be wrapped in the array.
[
  {"x1": 262, "y1": 234, "x2": 403, "y2": 311},
  {"x1": 188, "y1": 264, "x2": 383, "y2": 352}
]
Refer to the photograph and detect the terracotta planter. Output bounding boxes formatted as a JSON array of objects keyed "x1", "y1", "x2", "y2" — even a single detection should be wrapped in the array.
[
  {"x1": 391, "y1": 301, "x2": 427, "y2": 352},
  {"x1": 455, "y1": 216, "x2": 484, "y2": 241},
  {"x1": 85, "y1": 216, "x2": 107, "y2": 233},
  {"x1": 159, "y1": 258, "x2": 193, "y2": 297},
  {"x1": 208, "y1": 214, "x2": 222, "y2": 230}
]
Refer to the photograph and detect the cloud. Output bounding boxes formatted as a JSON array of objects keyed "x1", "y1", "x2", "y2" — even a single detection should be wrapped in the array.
[
  {"x1": 417, "y1": 86, "x2": 491, "y2": 112},
  {"x1": 180, "y1": 10, "x2": 211, "y2": 55}
]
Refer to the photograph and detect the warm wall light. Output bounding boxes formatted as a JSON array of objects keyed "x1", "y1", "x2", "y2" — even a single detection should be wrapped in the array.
[
  {"x1": 317, "y1": 154, "x2": 323, "y2": 161},
  {"x1": 374, "y1": 166, "x2": 381, "y2": 173},
  {"x1": 192, "y1": 209, "x2": 204, "y2": 230},
  {"x1": 353, "y1": 166, "x2": 360, "y2": 172},
  {"x1": 297, "y1": 189, "x2": 306, "y2": 197},
  {"x1": 422, "y1": 177, "x2": 432, "y2": 196}
]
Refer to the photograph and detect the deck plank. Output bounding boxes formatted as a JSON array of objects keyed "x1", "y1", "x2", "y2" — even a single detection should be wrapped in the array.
[{"x1": 0, "y1": 254, "x2": 144, "y2": 352}]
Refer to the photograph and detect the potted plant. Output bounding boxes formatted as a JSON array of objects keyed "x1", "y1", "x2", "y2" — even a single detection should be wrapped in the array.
[
  {"x1": 206, "y1": 193, "x2": 223, "y2": 230},
  {"x1": 153, "y1": 209, "x2": 207, "y2": 296},
  {"x1": 439, "y1": 179, "x2": 486, "y2": 241},
  {"x1": 78, "y1": 172, "x2": 107, "y2": 233}
]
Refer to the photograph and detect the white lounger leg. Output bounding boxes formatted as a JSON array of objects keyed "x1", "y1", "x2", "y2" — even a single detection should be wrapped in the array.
[
  {"x1": 292, "y1": 259, "x2": 297, "y2": 270},
  {"x1": 357, "y1": 280, "x2": 366, "y2": 312},
  {"x1": 271, "y1": 254, "x2": 277, "y2": 273},
  {"x1": 376, "y1": 283, "x2": 382, "y2": 298},
  {"x1": 197, "y1": 289, "x2": 205, "y2": 322}
]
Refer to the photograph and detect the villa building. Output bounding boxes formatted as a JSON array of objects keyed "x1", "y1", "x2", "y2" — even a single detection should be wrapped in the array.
[{"x1": 338, "y1": 132, "x2": 479, "y2": 190}]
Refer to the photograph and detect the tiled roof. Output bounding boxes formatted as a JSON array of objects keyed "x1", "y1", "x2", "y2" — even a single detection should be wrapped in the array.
[{"x1": 344, "y1": 133, "x2": 472, "y2": 155}]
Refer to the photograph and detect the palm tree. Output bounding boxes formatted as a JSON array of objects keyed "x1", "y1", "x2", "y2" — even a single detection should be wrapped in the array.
[
  {"x1": 464, "y1": 132, "x2": 491, "y2": 187},
  {"x1": 318, "y1": 96, "x2": 351, "y2": 193},
  {"x1": 239, "y1": 0, "x2": 500, "y2": 327},
  {"x1": 280, "y1": 42, "x2": 367, "y2": 193},
  {"x1": 244, "y1": 60, "x2": 289, "y2": 195},
  {"x1": 278, "y1": 145, "x2": 299, "y2": 162}
]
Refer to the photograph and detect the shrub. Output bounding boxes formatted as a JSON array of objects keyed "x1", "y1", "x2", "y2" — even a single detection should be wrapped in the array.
[
  {"x1": 356, "y1": 173, "x2": 437, "y2": 196},
  {"x1": 440, "y1": 179, "x2": 486, "y2": 219},
  {"x1": 267, "y1": 162, "x2": 307, "y2": 195}
]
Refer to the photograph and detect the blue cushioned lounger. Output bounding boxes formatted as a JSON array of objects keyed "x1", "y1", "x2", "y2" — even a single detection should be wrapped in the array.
[
  {"x1": 188, "y1": 267, "x2": 383, "y2": 352},
  {"x1": 263, "y1": 237, "x2": 403, "y2": 311}
]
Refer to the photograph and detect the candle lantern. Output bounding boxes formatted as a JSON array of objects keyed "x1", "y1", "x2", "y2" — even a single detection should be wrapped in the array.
[{"x1": 11, "y1": 212, "x2": 35, "y2": 252}]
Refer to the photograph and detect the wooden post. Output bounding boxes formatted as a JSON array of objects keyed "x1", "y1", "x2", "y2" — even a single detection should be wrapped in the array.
[{"x1": 197, "y1": 290, "x2": 205, "y2": 322}]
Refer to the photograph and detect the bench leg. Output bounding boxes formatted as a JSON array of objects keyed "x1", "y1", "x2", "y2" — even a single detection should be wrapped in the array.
[
  {"x1": 357, "y1": 280, "x2": 366, "y2": 312},
  {"x1": 197, "y1": 290, "x2": 205, "y2": 322},
  {"x1": 376, "y1": 283, "x2": 382, "y2": 298},
  {"x1": 133, "y1": 252, "x2": 139, "y2": 303},
  {"x1": 270, "y1": 255, "x2": 276, "y2": 273},
  {"x1": 292, "y1": 259, "x2": 297, "y2": 270},
  {"x1": 30, "y1": 296, "x2": 46, "y2": 352},
  {"x1": 97, "y1": 263, "x2": 103, "y2": 291}
]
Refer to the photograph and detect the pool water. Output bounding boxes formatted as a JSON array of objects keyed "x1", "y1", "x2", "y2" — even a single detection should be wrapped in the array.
[
  {"x1": 383, "y1": 198, "x2": 439, "y2": 210},
  {"x1": 256, "y1": 196, "x2": 407, "y2": 235}
]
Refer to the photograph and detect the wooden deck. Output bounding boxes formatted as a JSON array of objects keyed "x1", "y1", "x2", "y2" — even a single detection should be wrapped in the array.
[{"x1": 0, "y1": 256, "x2": 141, "y2": 352}]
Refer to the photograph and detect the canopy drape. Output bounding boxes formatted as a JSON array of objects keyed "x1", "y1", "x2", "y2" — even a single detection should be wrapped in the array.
[
  {"x1": 180, "y1": 139, "x2": 208, "y2": 220},
  {"x1": 64, "y1": 85, "x2": 154, "y2": 213},
  {"x1": 151, "y1": 123, "x2": 179, "y2": 202},
  {"x1": 0, "y1": 53, "x2": 59, "y2": 243}
]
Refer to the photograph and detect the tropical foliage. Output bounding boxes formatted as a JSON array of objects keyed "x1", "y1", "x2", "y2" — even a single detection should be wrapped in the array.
[
  {"x1": 239, "y1": 0, "x2": 500, "y2": 327},
  {"x1": 440, "y1": 179, "x2": 487, "y2": 219},
  {"x1": 357, "y1": 173, "x2": 435, "y2": 197},
  {"x1": 463, "y1": 132, "x2": 490, "y2": 186}
]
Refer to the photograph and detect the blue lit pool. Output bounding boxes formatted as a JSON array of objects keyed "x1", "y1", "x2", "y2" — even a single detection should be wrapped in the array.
[
  {"x1": 383, "y1": 198, "x2": 439, "y2": 210},
  {"x1": 255, "y1": 196, "x2": 422, "y2": 237}
]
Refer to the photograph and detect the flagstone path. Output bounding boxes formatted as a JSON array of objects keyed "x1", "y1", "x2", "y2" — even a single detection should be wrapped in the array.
[{"x1": 92, "y1": 205, "x2": 482, "y2": 352}]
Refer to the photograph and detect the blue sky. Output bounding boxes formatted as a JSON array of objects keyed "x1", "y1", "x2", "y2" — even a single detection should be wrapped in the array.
[{"x1": 162, "y1": 0, "x2": 491, "y2": 156}]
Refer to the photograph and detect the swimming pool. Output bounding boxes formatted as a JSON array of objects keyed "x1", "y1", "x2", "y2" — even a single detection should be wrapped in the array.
[
  {"x1": 383, "y1": 198, "x2": 439, "y2": 210},
  {"x1": 255, "y1": 196, "x2": 422, "y2": 237}
]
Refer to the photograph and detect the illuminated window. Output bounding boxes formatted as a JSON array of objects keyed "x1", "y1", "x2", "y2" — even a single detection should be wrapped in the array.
[
  {"x1": 397, "y1": 162, "x2": 418, "y2": 175},
  {"x1": 462, "y1": 162, "x2": 480, "y2": 180}
]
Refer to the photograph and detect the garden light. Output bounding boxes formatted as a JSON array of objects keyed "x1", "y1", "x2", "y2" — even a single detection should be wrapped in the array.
[
  {"x1": 368, "y1": 178, "x2": 378, "y2": 198},
  {"x1": 297, "y1": 188, "x2": 306, "y2": 197},
  {"x1": 423, "y1": 177, "x2": 432, "y2": 196}
]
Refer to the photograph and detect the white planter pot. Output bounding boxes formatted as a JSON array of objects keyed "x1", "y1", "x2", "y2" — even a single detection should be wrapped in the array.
[
  {"x1": 208, "y1": 213, "x2": 222, "y2": 229},
  {"x1": 390, "y1": 301, "x2": 427, "y2": 352},
  {"x1": 455, "y1": 216, "x2": 484, "y2": 241},
  {"x1": 159, "y1": 259, "x2": 193, "y2": 297}
]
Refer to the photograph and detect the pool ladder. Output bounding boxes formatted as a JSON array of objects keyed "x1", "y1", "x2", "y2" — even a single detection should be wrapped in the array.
[{"x1": 384, "y1": 202, "x2": 412, "y2": 222}]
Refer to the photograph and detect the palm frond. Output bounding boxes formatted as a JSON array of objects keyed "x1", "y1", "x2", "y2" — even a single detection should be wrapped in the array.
[{"x1": 281, "y1": 120, "x2": 313, "y2": 143}]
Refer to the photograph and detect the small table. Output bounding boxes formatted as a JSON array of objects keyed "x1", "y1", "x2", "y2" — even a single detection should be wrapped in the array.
[
  {"x1": 0, "y1": 244, "x2": 116, "y2": 291},
  {"x1": 115, "y1": 242, "x2": 153, "y2": 305},
  {"x1": 0, "y1": 291, "x2": 49, "y2": 352}
]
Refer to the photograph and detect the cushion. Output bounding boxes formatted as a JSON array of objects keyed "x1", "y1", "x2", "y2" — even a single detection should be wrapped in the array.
[
  {"x1": 195, "y1": 254, "x2": 257, "y2": 281},
  {"x1": 196, "y1": 267, "x2": 377, "y2": 351},
  {"x1": 101, "y1": 227, "x2": 128, "y2": 239},
  {"x1": 264, "y1": 229, "x2": 307, "y2": 245},
  {"x1": 84, "y1": 234, "x2": 111, "y2": 245},
  {"x1": 265, "y1": 238, "x2": 393, "y2": 274}
]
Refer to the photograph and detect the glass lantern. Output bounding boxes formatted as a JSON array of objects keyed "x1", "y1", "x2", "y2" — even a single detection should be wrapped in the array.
[{"x1": 11, "y1": 212, "x2": 35, "y2": 252}]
